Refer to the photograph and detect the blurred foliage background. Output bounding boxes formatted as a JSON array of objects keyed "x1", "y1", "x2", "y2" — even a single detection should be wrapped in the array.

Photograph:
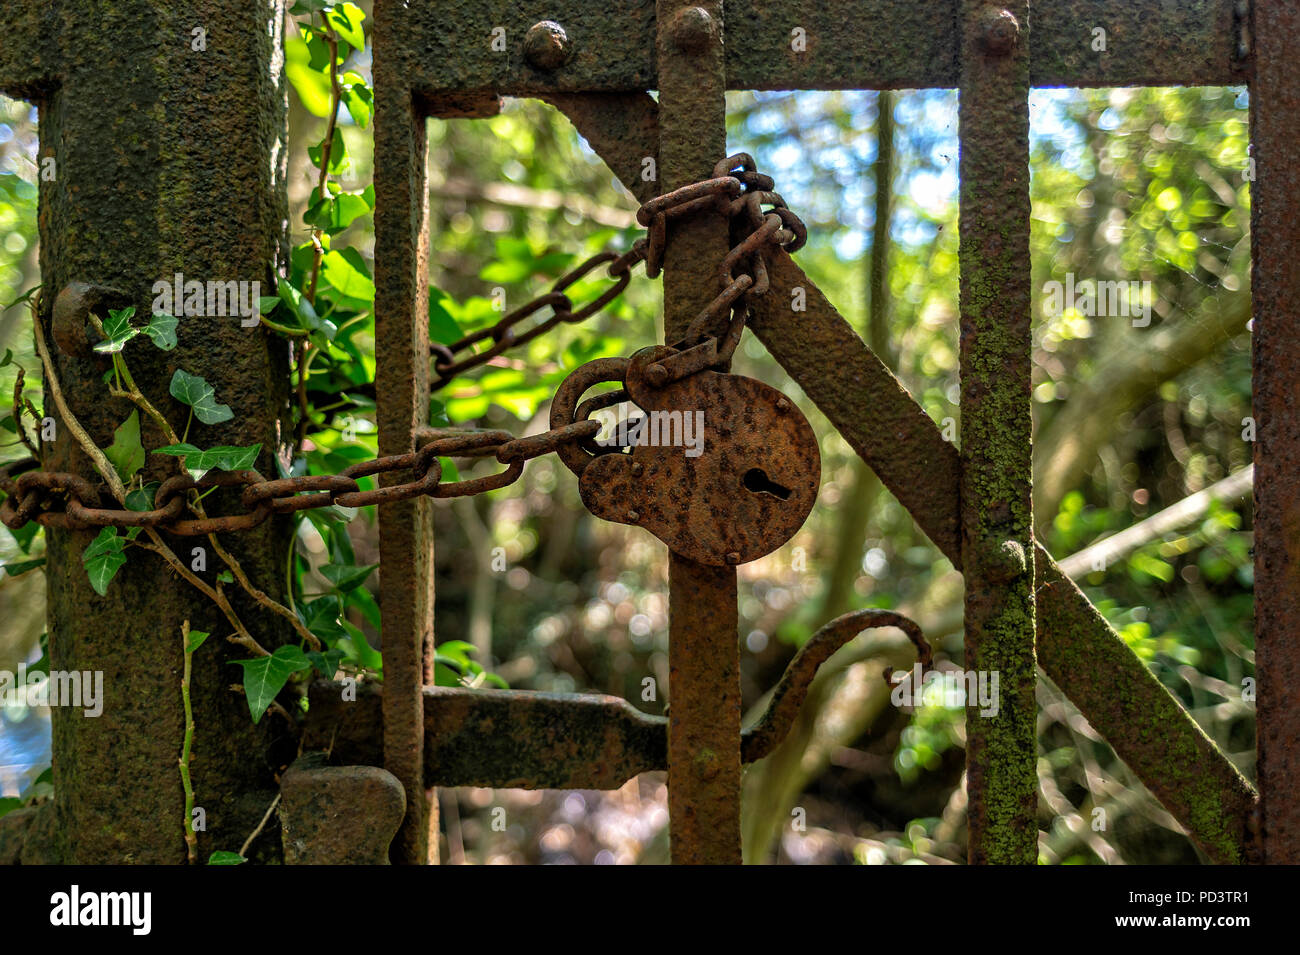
[{"x1": 0, "y1": 33, "x2": 1254, "y2": 864}]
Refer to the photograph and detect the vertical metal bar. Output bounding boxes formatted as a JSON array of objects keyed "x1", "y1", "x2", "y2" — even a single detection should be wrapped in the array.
[
  {"x1": 655, "y1": 0, "x2": 743, "y2": 864},
  {"x1": 1251, "y1": 0, "x2": 1300, "y2": 864},
  {"x1": 958, "y1": 1, "x2": 1038, "y2": 864},
  {"x1": 373, "y1": 1, "x2": 437, "y2": 864}
]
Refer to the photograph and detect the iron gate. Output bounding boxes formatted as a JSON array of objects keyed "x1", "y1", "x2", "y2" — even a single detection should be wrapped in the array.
[{"x1": 1, "y1": 0, "x2": 1292, "y2": 864}]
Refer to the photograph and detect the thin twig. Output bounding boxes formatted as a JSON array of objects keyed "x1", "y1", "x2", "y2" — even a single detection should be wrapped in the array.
[
  {"x1": 12, "y1": 366, "x2": 39, "y2": 458},
  {"x1": 179, "y1": 619, "x2": 199, "y2": 864},
  {"x1": 238, "y1": 793, "x2": 281, "y2": 859}
]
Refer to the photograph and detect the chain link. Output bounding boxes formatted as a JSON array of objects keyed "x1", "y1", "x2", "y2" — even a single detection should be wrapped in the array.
[{"x1": 1, "y1": 155, "x2": 803, "y2": 535}]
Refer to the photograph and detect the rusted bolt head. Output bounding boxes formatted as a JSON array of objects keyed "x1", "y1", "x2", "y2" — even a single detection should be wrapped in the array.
[
  {"x1": 985, "y1": 539, "x2": 1028, "y2": 583},
  {"x1": 524, "y1": 21, "x2": 572, "y2": 70},
  {"x1": 776, "y1": 397, "x2": 791, "y2": 413},
  {"x1": 630, "y1": 461, "x2": 643, "y2": 476},
  {"x1": 725, "y1": 551, "x2": 741, "y2": 566},
  {"x1": 979, "y1": 8, "x2": 1020, "y2": 54},
  {"x1": 52, "y1": 281, "x2": 132, "y2": 359},
  {"x1": 627, "y1": 509, "x2": 640, "y2": 522},
  {"x1": 671, "y1": 6, "x2": 718, "y2": 53}
]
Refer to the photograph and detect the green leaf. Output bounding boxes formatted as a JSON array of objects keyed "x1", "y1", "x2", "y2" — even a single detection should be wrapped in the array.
[
  {"x1": 2, "y1": 557, "x2": 45, "y2": 577},
  {"x1": 185, "y1": 629, "x2": 210, "y2": 653},
  {"x1": 153, "y1": 442, "x2": 261, "y2": 480},
  {"x1": 143, "y1": 312, "x2": 178, "y2": 351},
  {"x1": 82, "y1": 527, "x2": 127, "y2": 596},
  {"x1": 285, "y1": 34, "x2": 332, "y2": 117},
  {"x1": 299, "y1": 596, "x2": 348, "y2": 644},
  {"x1": 10, "y1": 521, "x2": 39, "y2": 554},
  {"x1": 207, "y1": 850, "x2": 246, "y2": 865},
  {"x1": 341, "y1": 72, "x2": 373, "y2": 127},
  {"x1": 307, "y1": 127, "x2": 348, "y2": 176},
  {"x1": 306, "y1": 647, "x2": 345, "y2": 679},
  {"x1": 104, "y1": 410, "x2": 145, "y2": 483},
  {"x1": 320, "y1": 562, "x2": 376, "y2": 592},
  {"x1": 231, "y1": 645, "x2": 312, "y2": 723},
  {"x1": 319, "y1": 248, "x2": 374, "y2": 305},
  {"x1": 93, "y1": 307, "x2": 139, "y2": 354},
  {"x1": 324, "y1": 2, "x2": 367, "y2": 51},
  {"x1": 169, "y1": 369, "x2": 234, "y2": 425},
  {"x1": 217, "y1": 569, "x2": 234, "y2": 584},
  {"x1": 0, "y1": 348, "x2": 12, "y2": 368},
  {"x1": 124, "y1": 482, "x2": 160, "y2": 512},
  {"x1": 428, "y1": 287, "x2": 464, "y2": 345}
]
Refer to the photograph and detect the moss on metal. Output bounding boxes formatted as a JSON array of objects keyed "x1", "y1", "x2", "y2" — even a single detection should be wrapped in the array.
[{"x1": 0, "y1": 0, "x2": 291, "y2": 863}]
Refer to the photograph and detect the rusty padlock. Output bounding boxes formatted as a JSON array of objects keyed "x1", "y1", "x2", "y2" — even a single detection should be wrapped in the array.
[{"x1": 551, "y1": 346, "x2": 820, "y2": 566}]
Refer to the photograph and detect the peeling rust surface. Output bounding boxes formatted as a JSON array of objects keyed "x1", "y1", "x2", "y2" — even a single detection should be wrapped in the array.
[
  {"x1": 1250, "y1": 0, "x2": 1300, "y2": 864},
  {"x1": 958, "y1": 0, "x2": 1037, "y2": 865},
  {"x1": 374, "y1": 0, "x2": 437, "y2": 864},
  {"x1": 280, "y1": 755, "x2": 405, "y2": 865},
  {"x1": 0, "y1": 0, "x2": 293, "y2": 864},
  {"x1": 655, "y1": 0, "x2": 743, "y2": 866},
  {"x1": 375, "y1": 0, "x2": 1244, "y2": 96},
  {"x1": 578, "y1": 351, "x2": 820, "y2": 565}
]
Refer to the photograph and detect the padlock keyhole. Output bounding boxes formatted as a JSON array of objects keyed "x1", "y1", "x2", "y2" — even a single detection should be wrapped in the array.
[{"x1": 743, "y1": 467, "x2": 792, "y2": 501}]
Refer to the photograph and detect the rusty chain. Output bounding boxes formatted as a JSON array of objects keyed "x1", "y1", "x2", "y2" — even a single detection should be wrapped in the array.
[
  {"x1": 0, "y1": 154, "x2": 804, "y2": 536},
  {"x1": 431, "y1": 153, "x2": 805, "y2": 388}
]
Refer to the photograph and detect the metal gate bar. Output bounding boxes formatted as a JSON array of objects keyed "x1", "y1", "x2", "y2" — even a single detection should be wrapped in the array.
[
  {"x1": 1250, "y1": 0, "x2": 1300, "y2": 864},
  {"x1": 957, "y1": 0, "x2": 1038, "y2": 864},
  {"x1": 654, "y1": 0, "x2": 744, "y2": 865},
  {"x1": 569, "y1": 98, "x2": 1258, "y2": 862}
]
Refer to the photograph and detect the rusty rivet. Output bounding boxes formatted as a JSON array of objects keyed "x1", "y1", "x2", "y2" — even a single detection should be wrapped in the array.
[
  {"x1": 776, "y1": 397, "x2": 791, "y2": 413},
  {"x1": 645, "y1": 363, "x2": 669, "y2": 387},
  {"x1": 671, "y1": 6, "x2": 718, "y2": 53},
  {"x1": 524, "y1": 21, "x2": 572, "y2": 70},
  {"x1": 725, "y1": 551, "x2": 741, "y2": 565},
  {"x1": 985, "y1": 538, "x2": 1027, "y2": 583},
  {"x1": 979, "y1": 8, "x2": 1020, "y2": 55},
  {"x1": 627, "y1": 509, "x2": 640, "y2": 522},
  {"x1": 630, "y1": 461, "x2": 643, "y2": 476}
]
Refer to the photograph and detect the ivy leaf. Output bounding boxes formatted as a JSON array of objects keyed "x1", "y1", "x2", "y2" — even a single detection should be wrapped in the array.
[
  {"x1": 104, "y1": 410, "x2": 145, "y2": 483},
  {"x1": 428, "y1": 287, "x2": 464, "y2": 345},
  {"x1": 10, "y1": 521, "x2": 39, "y2": 554},
  {"x1": 306, "y1": 647, "x2": 345, "y2": 679},
  {"x1": 285, "y1": 33, "x2": 332, "y2": 117},
  {"x1": 299, "y1": 596, "x2": 348, "y2": 645},
  {"x1": 320, "y1": 562, "x2": 376, "y2": 592},
  {"x1": 153, "y1": 442, "x2": 261, "y2": 480},
  {"x1": 93, "y1": 307, "x2": 139, "y2": 354},
  {"x1": 231, "y1": 645, "x2": 312, "y2": 723},
  {"x1": 143, "y1": 312, "x2": 178, "y2": 351},
  {"x1": 2, "y1": 557, "x2": 45, "y2": 577},
  {"x1": 341, "y1": 71, "x2": 373, "y2": 128},
  {"x1": 185, "y1": 629, "x2": 210, "y2": 653},
  {"x1": 82, "y1": 527, "x2": 128, "y2": 596},
  {"x1": 207, "y1": 850, "x2": 246, "y2": 865},
  {"x1": 320, "y1": 248, "x2": 374, "y2": 305},
  {"x1": 324, "y1": 2, "x2": 366, "y2": 52},
  {"x1": 169, "y1": 369, "x2": 234, "y2": 425},
  {"x1": 307, "y1": 127, "x2": 348, "y2": 176},
  {"x1": 124, "y1": 482, "x2": 160, "y2": 512},
  {"x1": 216, "y1": 569, "x2": 234, "y2": 584}
]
